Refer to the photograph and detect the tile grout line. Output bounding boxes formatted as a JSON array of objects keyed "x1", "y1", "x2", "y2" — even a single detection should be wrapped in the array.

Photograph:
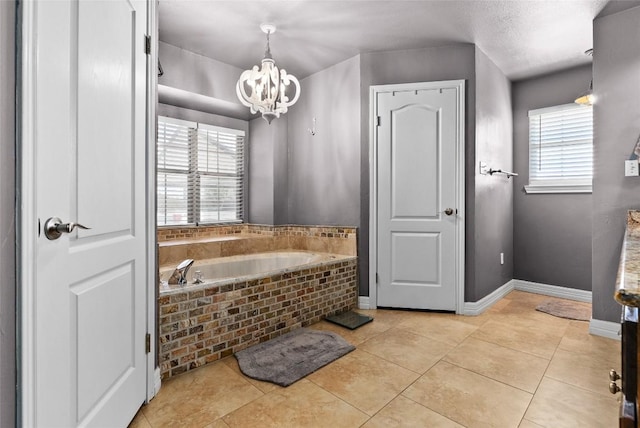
[
  {"x1": 466, "y1": 325, "x2": 563, "y2": 361},
  {"x1": 307, "y1": 345, "x2": 417, "y2": 415},
  {"x1": 396, "y1": 393, "x2": 464, "y2": 427},
  {"x1": 303, "y1": 375, "x2": 374, "y2": 421},
  {"x1": 197, "y1": 359, "x2": 269, "y2": 426},
  {"x1": 517, "y1": 321, "x2": 566, "y2": 426},
  {"x1": 540, "y1": 374, "x2": 622, "y2": 402},
  {"x1": 375, "y1": 340, "x2": 466, "y2": 426},
  {"x1": 139, "y1": 292, "x2": 618, "y2": 427},
  {"x1": 339, "y1": 317, "x2": 473, "y2": 425}
]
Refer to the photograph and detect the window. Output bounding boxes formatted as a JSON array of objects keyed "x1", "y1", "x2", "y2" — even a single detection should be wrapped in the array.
[
  {"x1": 526, "y1": 103, "x2": 593, "y2": 194},
  {"x1": 157, "y1": 116, "x2": 245, "y2": 226}
]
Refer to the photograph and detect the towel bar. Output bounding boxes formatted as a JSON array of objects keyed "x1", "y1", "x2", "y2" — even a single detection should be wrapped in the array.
[{"x1": 488, "y1": 168, "x2": 518, "y2": 178}]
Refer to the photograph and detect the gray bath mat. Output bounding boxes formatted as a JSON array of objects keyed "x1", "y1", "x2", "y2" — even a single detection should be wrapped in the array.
[
  {"x1": 325, "y1": 311, "x2": 373, "y2": 330},
  {"x1": 235, "y1": 328, "x2": 355, "y2": 387},
  {"x1": 536, "y1": 300, "x2": 591, "y2": 321}
]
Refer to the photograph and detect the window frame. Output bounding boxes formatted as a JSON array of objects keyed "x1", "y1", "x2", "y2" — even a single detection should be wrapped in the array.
[
  {"x1": 156, "y1": 116, "x2": 246, "y2": 227},
  {"x1": 525, "y1": 103, "x2": 593, "y2": 194},
  {"x1": 193, "y1": 122, "x2": 246, "y2": 225}
]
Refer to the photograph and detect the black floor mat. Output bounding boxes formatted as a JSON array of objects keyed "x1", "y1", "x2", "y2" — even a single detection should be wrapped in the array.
[{"x1": 325, "y1": 311, "x2": 373, "y2": 330}]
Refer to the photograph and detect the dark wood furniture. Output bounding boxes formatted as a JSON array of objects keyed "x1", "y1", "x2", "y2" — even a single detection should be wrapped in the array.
[
  {"x1": 614, "y1": 211, "x2": 640, "y2": 427},
  {"x1": 616, "y1": 307, "x2": 637, "y2": 427}
]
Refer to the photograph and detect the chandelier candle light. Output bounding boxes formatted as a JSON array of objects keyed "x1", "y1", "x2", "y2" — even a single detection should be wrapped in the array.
[{"x1": 236, "y1": 24, "x2": 301, "y2": 124}]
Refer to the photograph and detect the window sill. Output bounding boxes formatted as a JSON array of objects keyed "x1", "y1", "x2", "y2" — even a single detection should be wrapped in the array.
[
  {"x1": 157, "y1": 221, "x2": 244, "y2": 229},
  {"x1": 524, "y1": 184, "x2": 592, "y2": 194}
]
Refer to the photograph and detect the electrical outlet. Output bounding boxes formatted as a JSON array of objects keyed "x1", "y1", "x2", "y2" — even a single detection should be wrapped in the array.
[
  {"x1": 625, "y1": 159, "x2": 639, "y2": 177},
  {"x1": 500, "y1": 253, "x2": 504, "y2": 265}
]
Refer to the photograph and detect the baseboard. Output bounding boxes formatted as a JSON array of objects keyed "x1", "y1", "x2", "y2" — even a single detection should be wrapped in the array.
[
  {"x1": 358, "y1": 296, "x2": 371, "y2": 310},
  {"x1": 513, "y1": 279, "x2": 592, "y2": 303},
  {"x1": 462, "y1": 280, "x2": 515, "y2": 316},
  {"x1": 589, "y1": 319, "x2": 621, "y2": 340},
  {"x1": 363, "y1": 280, "x2": 593, "y2": 315}
]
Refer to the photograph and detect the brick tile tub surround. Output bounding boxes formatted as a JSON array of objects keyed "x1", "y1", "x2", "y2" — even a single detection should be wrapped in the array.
[{"x1": 158, "y1": 224, "x2": 358, "y2": 380}]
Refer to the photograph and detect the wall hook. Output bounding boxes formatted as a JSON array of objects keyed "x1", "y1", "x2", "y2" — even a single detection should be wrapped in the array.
[{"x1": 308, "y1": 117, "x2": 317, "y2": 136}]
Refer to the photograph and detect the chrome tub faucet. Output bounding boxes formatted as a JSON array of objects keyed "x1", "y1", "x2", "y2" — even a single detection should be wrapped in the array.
[{"x1": 168, "y1": 259, "x2": 194, "y2": 285}]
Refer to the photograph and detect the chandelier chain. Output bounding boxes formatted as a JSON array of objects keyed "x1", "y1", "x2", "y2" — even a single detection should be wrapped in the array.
[{"x1": 265, "y1": 30, "x2": 271, "y2": 57}]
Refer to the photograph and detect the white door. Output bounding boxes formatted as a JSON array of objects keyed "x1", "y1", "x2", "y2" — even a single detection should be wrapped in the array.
[
  {"x1": 21, "y1": 0, "x2": 149, "y2": 426},
  {"x1": 375, "y1": 82, "x2": 464, "y2": 310}
]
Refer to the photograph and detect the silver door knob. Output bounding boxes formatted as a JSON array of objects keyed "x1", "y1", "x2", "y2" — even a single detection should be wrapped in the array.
[
  {"x1": 444, "y1": 208, "x2": 454, "y2": 216},
  {"x1": 44, "y1": 217, "x2": 90, "y2": 240}
]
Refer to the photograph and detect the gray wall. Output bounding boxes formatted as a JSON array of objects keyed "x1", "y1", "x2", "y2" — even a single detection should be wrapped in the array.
[
  {"x1": 359, "y1": 44, "x2": 477, "y2": 297},
  {"x1": 159, "y1": 41, "x2": 242, "y2": 104},
  {"x1": 512, "y1": 65, "x2": 593, "y2": 291},
  {"x1": 159, "y1": 42, "x2": 515, "y2": 303},
  {"x1": 250, "y1": 56, "x2": 361, "y2": 226},
  {"x1": 287, "y1": 56, "x2": 361, "y2": 226},
  {"x1": 472, "y1": 48, "x2": 514, "y2": 301},
  {"x1": 592, "y1": 6, "x2": 640, "y2": 322},
  {"x1": 248, "y1": 118, "x2": 275, "y2": 225},
  {"x1": 273, "y1": 117, "x2": 289, "y2": 225},
  {"x1": 0, "y1": 1, "x2": 15, "y2": 426},
  {"x1": 156, "y1": 42, "x2": 293, "y2": 226},
  {"x1": 250, "y1": 57, "x2": 361, "y2": 232},
  {"x1": 248, "y1": 116, "x2": 289, "y2": 225}
]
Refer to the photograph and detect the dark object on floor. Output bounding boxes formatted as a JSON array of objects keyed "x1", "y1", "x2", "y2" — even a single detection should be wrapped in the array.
[
  {"x1": 325, "y1": 311, "x2": 374, "y2": 330},
  {"x1": 535, "y1": 300, "x2": 591, "y2": 321},
  {"x1": 235, "y1": 328, "x2": 355, "y2": 387}
]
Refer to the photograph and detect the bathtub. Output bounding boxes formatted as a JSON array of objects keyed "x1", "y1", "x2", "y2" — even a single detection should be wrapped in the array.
[
  {"x1": 159, "y1": 251, "x2": 346, "y2": 294},
  {"x1": 158, "y1": 250, "x2": 358, "y2": 379}
]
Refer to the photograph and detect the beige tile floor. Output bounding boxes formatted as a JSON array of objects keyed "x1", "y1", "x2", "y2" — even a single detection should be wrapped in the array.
[{"x1": 130, "y1": 291, "x2": 621, "y2": 428}]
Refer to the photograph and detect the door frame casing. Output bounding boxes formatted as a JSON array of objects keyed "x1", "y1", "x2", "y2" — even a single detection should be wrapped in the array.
[
  {"x1": 18, "y1": 1, "x2": 38, "y2": 424},
  {"x1": 17, "y1": 1, "x2": 157, "y2": 425},
  {"x1": 368, "y1": 80, "x2": 465, "y2": 313},
  {"x1": 145, "y1": 0, "x2": 160, "y2": 400}
]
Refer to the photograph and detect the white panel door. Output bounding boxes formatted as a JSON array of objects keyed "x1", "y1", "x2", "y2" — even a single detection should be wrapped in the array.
[
  {"x1": 376, "y1": 84, "x2": 461, "y2": 310},
  {"x1": 28, "y1": 1, "x2": 148, "y2": 426}
]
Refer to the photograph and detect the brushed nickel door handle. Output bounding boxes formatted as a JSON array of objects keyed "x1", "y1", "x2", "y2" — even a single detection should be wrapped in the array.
[{"x1": 44, "y1": 217, "x2": 90, "y2": 240}]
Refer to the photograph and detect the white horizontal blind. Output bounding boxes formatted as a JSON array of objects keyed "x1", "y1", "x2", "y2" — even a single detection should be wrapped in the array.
[
  {"x1": 195, "y1": 124, "x2": 245, "y2": 224},
  {"x1": 528, "y1": 103, "x2": 593, "y2": 187},
  {"x1": 157, "y1": 117, "x2": 195, "y2": 226},
  {"x1": 157, "y1": 117, "x2": 245, "y2": 226}
]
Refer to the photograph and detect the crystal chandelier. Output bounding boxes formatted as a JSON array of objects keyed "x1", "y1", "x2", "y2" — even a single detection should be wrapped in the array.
[{"x1": 236, "y1": 24, "x2": 301, "y2": 124}]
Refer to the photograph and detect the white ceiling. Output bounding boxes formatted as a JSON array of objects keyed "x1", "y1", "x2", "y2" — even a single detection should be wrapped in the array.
[{"x1": 159, "y1": 0, "x2": 638, "y2": 81}]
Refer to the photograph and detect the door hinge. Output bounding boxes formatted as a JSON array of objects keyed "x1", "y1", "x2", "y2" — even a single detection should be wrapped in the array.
[
  {"x1": 376, "y1": 273, "x2": 379, "y2": 283},
  {"x1": 144, "y1": 35, "x2": 151, "y2": 55},
  {"x1": 145, "y1": 333, "x2": 151, "y2": 354},
  {"x1": 376, "y1": 116, "x2": 381, "y2": 127}
]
